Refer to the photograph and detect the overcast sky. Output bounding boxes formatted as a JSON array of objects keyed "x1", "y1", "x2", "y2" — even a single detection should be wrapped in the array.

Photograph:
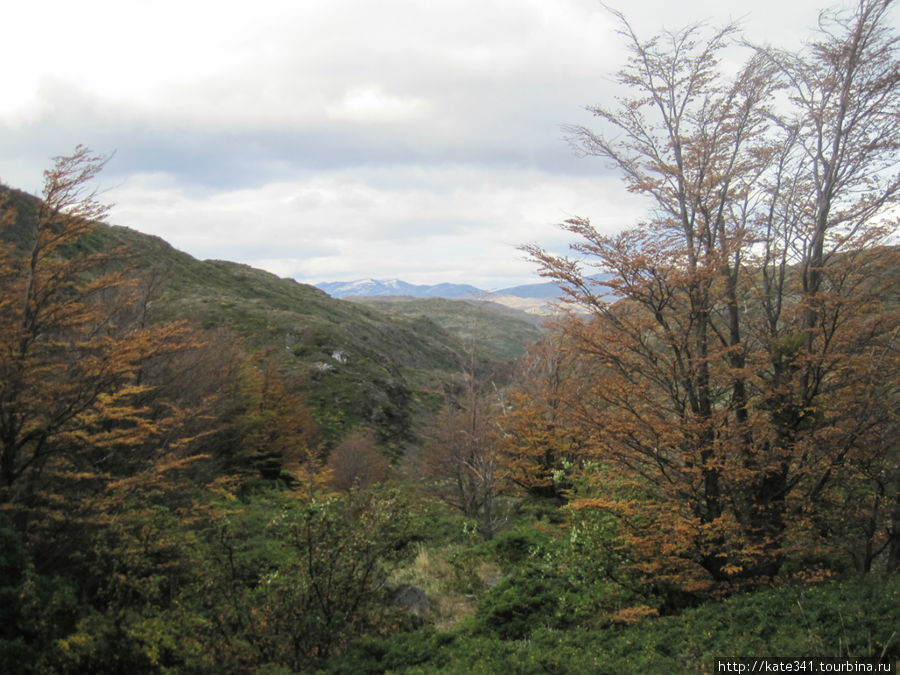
[{"x1": 0, "y1": 0, "x2": 887, "y2": 289}]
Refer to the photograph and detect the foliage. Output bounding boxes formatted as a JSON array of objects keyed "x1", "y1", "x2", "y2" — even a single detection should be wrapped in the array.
[
  {"x1": 499, "y1": 331, "x2": 586, "y2": 498},
  {"x1": 487, "y1": 525, "x2": 555, "y2": 570},
  {"x1": 191, "y1": 487, "x2": 416, "y2": 672},
  {"x1": 326, "y1": 428, "x2": 391, "y2": 491},
  {"x1": 0, "y1": 513, "x2": 82, "y2": 674},
  {"x1": 525, "y1": 0, "x2": 900, "y2": 593},
  {"x1": 333, "y1": 575, "x2": 900, "y2": 673},
  {"x1": 225, "y1": 358, "x2": 325, "y2": 492},
  {"x1": 0, "y1": 147, "x2": 195, "y2": 509},
  {"x1": 468, "y1": 563, "x2": 575, "y2": 639},
  {"x1": 324, "y1": 628, "x2": 455, "y2": 674}
]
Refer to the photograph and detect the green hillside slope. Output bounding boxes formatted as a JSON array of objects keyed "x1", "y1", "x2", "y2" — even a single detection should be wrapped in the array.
[{"x1": 350, "y1": 296, "x2": 544, "y2": 364}]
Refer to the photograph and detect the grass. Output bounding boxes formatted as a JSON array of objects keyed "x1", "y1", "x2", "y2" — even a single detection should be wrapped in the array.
[
  {"x1": 390, "y1": 542, "x2": 502, "y2": 631},
  {"x1": 354, "y1": 296, "x2": 544, "y2": 364}
]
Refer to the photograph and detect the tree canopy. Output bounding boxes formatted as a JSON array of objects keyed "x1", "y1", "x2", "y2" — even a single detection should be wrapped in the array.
[{"x1": 526, "y1": 0, "x2": 900, "y2": 591}]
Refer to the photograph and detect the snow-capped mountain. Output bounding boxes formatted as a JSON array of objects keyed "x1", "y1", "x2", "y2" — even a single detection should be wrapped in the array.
[
  {"x1": 316, "y1": 276, "x2": 613, "y2": 302},
  {"x1": 317, "y1": 279, "x2": 484, "y2": 299}
]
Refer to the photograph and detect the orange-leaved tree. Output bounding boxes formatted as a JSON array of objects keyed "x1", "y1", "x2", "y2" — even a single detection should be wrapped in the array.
[
  {"x1": 227, "y1": 357, "x2": 325, "y2": 494},
  {"x1": 526, "y1": 0, "x2": 900, "y2": 594},
  {"x1": 0, "y1": 146, "x2": 194, "y2": 514},
  {"x1": 499, "y1": 330, "x2": 587, "y2": 499}
]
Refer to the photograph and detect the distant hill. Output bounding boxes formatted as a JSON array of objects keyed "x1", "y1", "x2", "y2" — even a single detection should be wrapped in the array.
[
  {"x1": 491, "y1": 281, "x2": 567, "y2": 299},
  {"x1": 351, "y1": 296, "x2": 544, "y2": 364},
  {"x1": 317, "y1": 276, "x2": 615, "y2": 314},
  {"x1": 316, "y1": 278, "x2": 563, "y2": 300},
  {"x1": 317, "y1": 279, "x2": 483, "y2": 299}
]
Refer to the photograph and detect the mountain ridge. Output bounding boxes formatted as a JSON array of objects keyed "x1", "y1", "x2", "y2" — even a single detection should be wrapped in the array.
[
  {"x1": 317, "y1": 278, "x2": 486, "y2": 299},
  {"x1": 316, "y1": 278, "x2": 579, "y2": 300},
  {"x1": 316, "y1": 276, "x2": 614, "y2": 313}
]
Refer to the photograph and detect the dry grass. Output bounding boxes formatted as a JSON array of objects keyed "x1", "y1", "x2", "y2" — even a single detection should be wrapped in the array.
[{"x1": 391, "y1": 543, "x2": 501, "y2": 631}]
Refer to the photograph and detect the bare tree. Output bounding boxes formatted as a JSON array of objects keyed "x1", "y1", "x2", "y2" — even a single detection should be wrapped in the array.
[
  {"x1": 526, "y1": 0, "x2": 900, "y2": 586},
  {"x1": 424, "y1": 332, "x2": 509, "y2": 540}
]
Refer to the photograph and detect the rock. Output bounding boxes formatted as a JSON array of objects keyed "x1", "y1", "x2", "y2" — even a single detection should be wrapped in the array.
[{"x1": 392, "y1": 584, "x2": 430, "y2": 618}]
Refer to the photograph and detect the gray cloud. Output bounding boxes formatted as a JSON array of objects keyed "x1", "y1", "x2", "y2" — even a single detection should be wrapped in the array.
[{"x1": 1, "y1": 0, "x2": 872, "y2": 287}]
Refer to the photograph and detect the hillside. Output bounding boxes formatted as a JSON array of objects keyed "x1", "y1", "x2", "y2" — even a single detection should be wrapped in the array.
[
  {"x1": 0, "y1": 184, "x2": 542, "y2": 448},
  {"x1": 349, "y1": 296, "x2": 544, "y2": 364}
]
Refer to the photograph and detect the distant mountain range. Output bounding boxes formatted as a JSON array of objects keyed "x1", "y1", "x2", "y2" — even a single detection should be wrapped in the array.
[
  {"x1": 316, "y1": 278, "x2": 575, "y2": 301},
  {"x1": 317, "y1": 279, "x2": 483, "y2": 299}
]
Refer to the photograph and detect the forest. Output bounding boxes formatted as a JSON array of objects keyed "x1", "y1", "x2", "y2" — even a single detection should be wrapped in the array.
[{"x1": 1, "y1": 1, "x2": 898, "y2": 672}]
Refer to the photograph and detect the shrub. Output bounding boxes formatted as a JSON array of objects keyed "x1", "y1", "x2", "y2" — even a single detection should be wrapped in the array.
[{"x1": 469, "y1": 564, "x2": 574, "y2": 639}]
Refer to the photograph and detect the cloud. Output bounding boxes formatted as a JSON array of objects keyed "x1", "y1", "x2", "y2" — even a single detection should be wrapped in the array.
[
  {"x1": 326, "y1": 87, "x2": 431, "y2": 124},
  {"x1": 0, "y1": 0, "x2": 865, "y2": 287},
  {"x1": 108, "y1": 162, "x2": 648, "y2": 288}
]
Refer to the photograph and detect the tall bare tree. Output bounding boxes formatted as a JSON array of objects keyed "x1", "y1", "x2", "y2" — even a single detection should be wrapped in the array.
[
  {"x1": 526, "y1": 0, "x2": 900, "y2": 589},
  {"x1": 425, "y1": 335, "x2": 508, "y2": 540}
]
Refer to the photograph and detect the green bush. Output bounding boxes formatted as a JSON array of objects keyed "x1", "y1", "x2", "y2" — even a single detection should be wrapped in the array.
[
  {"x1": 488, "y1": 527, "x2": 554, "y2": 570},
  {"x1": 0, "y1": 516, "x2": 83, "y2": 674},
  {"x1": 321, "y1": 575, "x2": 900, "y2": 673},
  {"x1": 469, "y1": 564, "x2": 575, "y2": 639},
  {"x1": 326, "y1": 629, "x2": 455, "y2": 674},
  {"x1": 195, "y1": 487, "x2": 417, "y2": 672}
]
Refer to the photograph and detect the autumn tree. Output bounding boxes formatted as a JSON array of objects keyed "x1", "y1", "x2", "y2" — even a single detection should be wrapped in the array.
[
  {"x1": 749, "y1": 0, "x2": 900, "y2": 572},
  {"x1": 327, "y1": 428, "x2": 390, "y2": 491},
  {"x1": 526, "y1": 0, "x2": 900, "y2": 591},
  {"x1": 425, "y1": 338, "x2": 509, "y2": 539},
  {"x1": 0, "y1": 147, "x2": 192, "y2": 512},
  {"x1": 499, "y1": 330, "x2": 586, "y2": 499},
  {"x1": 224, "y1": 358, "x2": 321, "y2": 489}
]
